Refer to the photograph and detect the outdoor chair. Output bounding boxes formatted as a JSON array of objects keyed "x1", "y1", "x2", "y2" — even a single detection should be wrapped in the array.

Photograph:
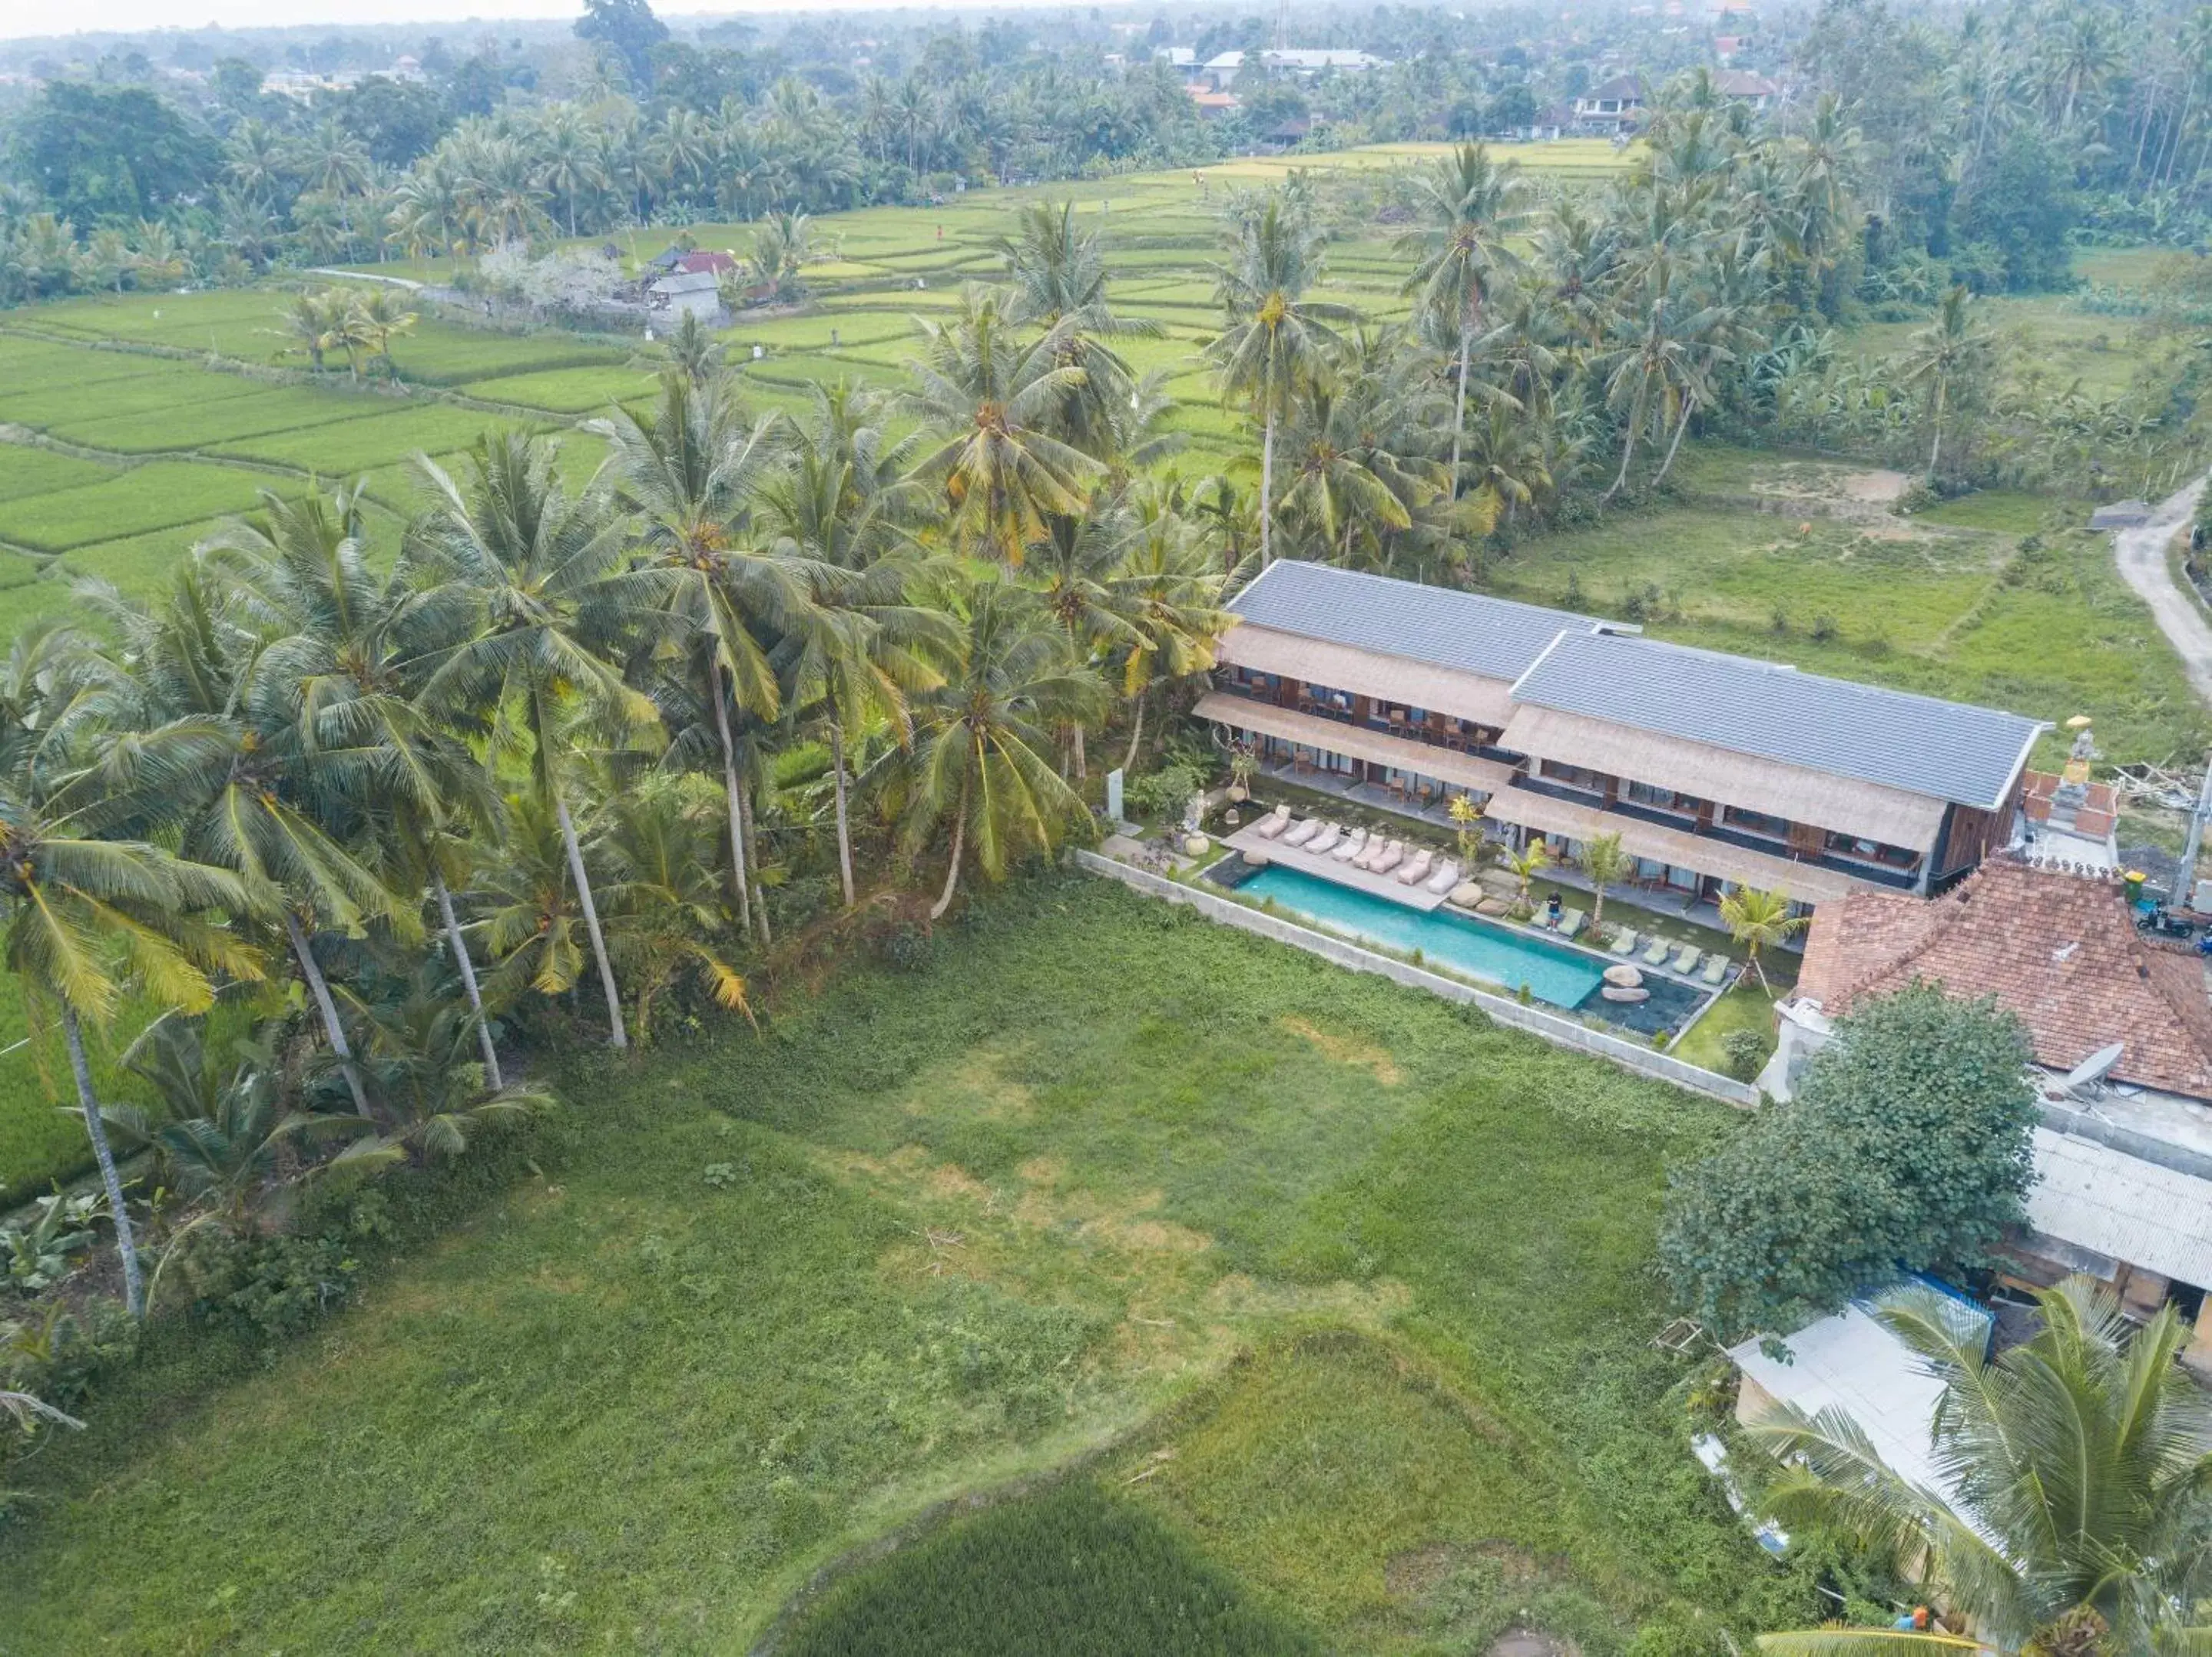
[
  {"x1": 1371, "y1": 840, "x2": 1404, "y2": 875},
  {"x1": 1396, "y1": 849, "x2": 1433, "y2": 885},
  {"x1": 1608, "y1": 928, "x2": 1638, "y2": 955},
  {"x1": 1306, "y1": 823, "x2": 1343, "y2": 855},
  {"x1": 1670, "y1": 945, "x2": 1703, "y2": 975},
  {"x1": 1639, "y1": 936, "x2": 1672, "y2": 966},
  {"x1": 1281, "y1": 817, "x2": 1320, "y2": 848},
  {"x1": 1700, "y1": 954, "x2": 1732, "y2": 986},
  {"x1": 1423, "y1": 858, "x2": 1460, "y2": 895},
  {"x1": 1557, "y1": 908, "x2": 1587, "y2": 940},
  {"x1": 1330, "y1": 827, "x2": 1367, "y2": 862}
]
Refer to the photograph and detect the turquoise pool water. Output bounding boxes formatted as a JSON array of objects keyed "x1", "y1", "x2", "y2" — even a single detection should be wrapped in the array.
[{"x1": 1233, "y1": 865, "x2": 1607, "y2": 1009}]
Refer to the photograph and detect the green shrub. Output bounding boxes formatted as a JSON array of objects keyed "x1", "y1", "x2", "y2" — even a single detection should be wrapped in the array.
[
  {"x1": 1719, "y1": 1028, "x2": 1767, "y2": 1082},
  {"x1": 174, "y1": 1229, "x2": 359, "y2": 1343}
]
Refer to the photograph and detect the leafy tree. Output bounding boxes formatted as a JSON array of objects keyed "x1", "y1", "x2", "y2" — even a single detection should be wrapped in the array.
[
  {"x1": 1751, "y1": 1276, "x2": 2212, "y2": 1657},
  {"x1": 1658, "y1": 984, "x2": 2038, "y2": 1339},
  {"x1": 575, "y1": 0, "x2": 669, "y2": 91},
  {"x1": 8, "y1": 82, "x2": 220, "y2": 224}
]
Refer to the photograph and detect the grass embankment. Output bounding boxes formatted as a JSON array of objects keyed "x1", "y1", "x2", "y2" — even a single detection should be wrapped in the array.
[{"x1": 0, "y1": 875, "x2": 1806, "y2": 1653}]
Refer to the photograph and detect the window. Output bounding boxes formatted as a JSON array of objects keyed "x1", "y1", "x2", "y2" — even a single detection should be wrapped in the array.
[
  {"x1": 1540, "y1": 759, "x2": 1606, "y2": 792},
  {"x1": 1823, "y1": 831, "x2": 1919, "y2": 870},
  {"x1": 1722, "y1": 805, "x2": 1793, "y2": 839},
  {"x1": 1624, "y1": 781, "x2": 1701, "y2": 814}
]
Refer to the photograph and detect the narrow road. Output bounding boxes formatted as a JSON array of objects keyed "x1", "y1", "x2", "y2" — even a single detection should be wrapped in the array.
[{"x1": 2112, "y1": 474, "x2": 2212, "y2": 708}]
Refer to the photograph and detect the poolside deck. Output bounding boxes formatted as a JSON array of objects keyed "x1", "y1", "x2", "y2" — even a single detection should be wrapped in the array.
[{"x1": 1224, "y1": 822, "x2": 1452, "y2": 912}]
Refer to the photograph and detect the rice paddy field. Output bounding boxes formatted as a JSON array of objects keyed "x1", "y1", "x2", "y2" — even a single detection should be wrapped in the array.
[{"x1": 0, "y1": 137, "x2": 2200, "y2": 1199}]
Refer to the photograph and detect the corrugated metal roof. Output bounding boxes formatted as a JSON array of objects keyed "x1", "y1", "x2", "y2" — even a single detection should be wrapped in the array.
[
  {"x1": 1227, "y1": 560, "x2": 1612, "y2": 686},
  {"x1": 1730, "y1": 1300, "x2": 1989, "y2": 1506},
  {"x1": 1509, "y1": 630, "x2": 2045, "y2": 810},
  {"x1": 2028, "y1": 1127, "x2": 2212, "y2": 1286}
]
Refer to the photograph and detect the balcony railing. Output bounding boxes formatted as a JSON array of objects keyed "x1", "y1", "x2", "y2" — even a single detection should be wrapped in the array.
[{"x1": 1506, "y1": 776, "x2": 1924, "y2": 891}]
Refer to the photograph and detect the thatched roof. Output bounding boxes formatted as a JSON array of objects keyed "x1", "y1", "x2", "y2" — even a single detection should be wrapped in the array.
[
  {"x1": 1216, "y1": 625, "x2": 1519, "y2": 728},
  {"x1": 1194, "y1": 694, "x2": 1517, "y2": 794},
  {"x1": 1500, "y1": 703, "x2": 1949, "y2": 852}
]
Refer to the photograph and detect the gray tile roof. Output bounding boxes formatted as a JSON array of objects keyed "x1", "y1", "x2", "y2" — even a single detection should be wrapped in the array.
[
  {"x1": 1510, "y1": 630, "x2": 2046, "y2": 809},
  {"x1": 1227, "y1": 559, "x2": 1610, "y2": 684}
]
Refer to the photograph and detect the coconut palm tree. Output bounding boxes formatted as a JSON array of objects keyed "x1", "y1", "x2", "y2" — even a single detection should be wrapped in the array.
[
  {"x1": 90, "y1": 541, "x2": 416, "y2": 1124},
  {"x1": 0, "y1": 621, "x2": 264, "y2": 1319},
  {"x1": 902, "y1": 286, "x2": 1103, "y2": 565},
  {"x1": 1397, "y1": 143, "x2": 1532, "y2": 498},
  {"x1": 1750, "y1": 1276, "x2": 2212, "y2": 1657},
  {"x1": 902, "y1": 572, "x2": 1104, "y2": 919},
  {"x1": 1506, "y1": 838, "x2": 1551, "y2": 911},
  {"x1": 1902, "y1": 286, "x2": 1995, "y2": 484},
  {"x1": 1718, "y1": 884, "x2": 1805, "y2": 994},
  {"x1": 1208, "y1": 197, "x2": 1353, "y2": 565},
  {"x1": 591, "y1": 777, "x2": 756, "y2": 1041},
  {"x1": 591, "y1": 372, "x2": 806, "y2": 942},
  {"x1": 1113, "y1": 487, "x2": 1230, "y2": 772},
  {"x1": 1580, "y1": 831, "x2": 1630, "y2": 931},
  {"x1": 1025, "y1": 506, "x2": 1145, "y2": 780},
  {"x1": 995, "y1": 199, "x2": 1165, "y2": 459},
  {"x1": 413, "y1": 435, "x2": 653, "y2": 1050},
  {"x1": 209, "y1": 483, "x2": 506, "y2": 1090}
]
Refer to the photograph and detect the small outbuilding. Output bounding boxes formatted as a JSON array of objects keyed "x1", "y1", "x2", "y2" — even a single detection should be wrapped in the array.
[{"x1": 647, "y1": 270, "x2": 724, "y2": 321}]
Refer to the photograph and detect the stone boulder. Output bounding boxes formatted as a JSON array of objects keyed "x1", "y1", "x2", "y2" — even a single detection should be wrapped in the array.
[
  {"x1": 1475, "y1": 896, "x2": 1513, "y2": 917},
  {"x1": 1447, "y1": 881, "x2": 1484, "y2": 909},
  {"x1": 1601, "y1": 985, "x2": 1650, "y2": 1004},
  {"x1": 1602, "y1": 964, "x2": 1643, "y2": 988}
]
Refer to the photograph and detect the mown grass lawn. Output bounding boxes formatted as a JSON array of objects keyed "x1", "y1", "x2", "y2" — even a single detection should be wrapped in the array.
[{"x1": 0, "y1": 875, "x2": 1810, "y2": 1654}]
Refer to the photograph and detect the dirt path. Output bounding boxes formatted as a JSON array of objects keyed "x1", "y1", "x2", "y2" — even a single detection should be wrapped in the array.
[{"x1": 2112, "y1": 474, "x2": 2212, "y2": 707}]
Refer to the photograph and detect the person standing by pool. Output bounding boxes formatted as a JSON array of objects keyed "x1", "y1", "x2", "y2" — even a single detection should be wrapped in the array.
[{"x1": 1545, "y1": 891, "x2": 1563, "y2": 929}]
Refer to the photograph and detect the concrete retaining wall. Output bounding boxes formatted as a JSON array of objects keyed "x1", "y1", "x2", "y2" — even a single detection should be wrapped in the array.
[{"x1": 1075, "y1": 849, "x2": 1760, "y2": 1108}]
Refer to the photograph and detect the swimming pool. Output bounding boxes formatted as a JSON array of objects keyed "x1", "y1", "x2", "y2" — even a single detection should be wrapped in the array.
[{"x1": 1229, "y1": 863, "x2": 1607, "y2": 1009}]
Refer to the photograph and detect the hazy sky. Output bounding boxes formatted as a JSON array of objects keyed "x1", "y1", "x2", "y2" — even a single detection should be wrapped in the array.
[{"x1": 1, "y1": 0, "x2": 1001, "y2": 45}]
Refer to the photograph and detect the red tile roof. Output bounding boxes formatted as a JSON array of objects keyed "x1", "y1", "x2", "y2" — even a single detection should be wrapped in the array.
[
  {"x1": 1796, "y1": 856, "x2": 2212, "y2": 1099},
  {"x1": 676, "y1": 250, "x2": 737, "y2": 275}
]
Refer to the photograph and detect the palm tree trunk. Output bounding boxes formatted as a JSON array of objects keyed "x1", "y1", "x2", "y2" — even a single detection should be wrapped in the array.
[
  {"x1": 1651, "y1": 394, "x2": 1697, "y2": 488},
  {"x1": 435, "y1": 873, "x2": 502, "y2": 1090},
  {"x1": 553, "y1": 794, "x2": 628, "y2": 1050},
  {"x1": 286, "y1": 911, "x2": 374, "y2": 1118},
  {"x1": 1450, "y1": 329, "x2": 1472, "y2": 500},
  {"x1": 1928, "y1": 375, "x2": 1948, "y2": 482},
  {"x1": 1071, "y1": 719, "x2": 1086, "y2": 783},
  {"x1": 738, "y1": 786, "x2": 771, "y2": 944},
  {"x1": 1602, "y1": 383, "x2": 1644, "y2": 504},
  {"x1": 831, "y1": 721, "x2": 856, "y2": 908},
  {"x1": 930, "y1": 756, "x2": 974, "y2": 921},
  {"x1": 62, "y1": 1003, "x2": 143, "y2": 1322},
  {"x1": 710, "y1": 668, "x2": 753, "y2": 941},
  {"x1": 1121, "y1": 693, "x2": 1147, "y2": 773},
  {"x1": 1259, "y1": 406, "x2": 1275, "y2": 565}
]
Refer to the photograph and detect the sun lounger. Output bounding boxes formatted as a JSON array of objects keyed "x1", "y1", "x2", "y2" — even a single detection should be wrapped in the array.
[
  {"x1": 1330, "y1": 827, "x2": 1366, "y2": 862},
  {"x1": 1423, "y1": 859, "x2": 1459, "y2": 895},
  {"x1": 1306, "y1": 823, "x2": 1341, "y2": 855},
  {"x1": 1253, "y1": 803, "x2": 1292, "y2": 839},
  {"x1": 1700, "y1": 954, "x2": 1732, "y2": 986},
  {"x1": 1371, "y1": 840, "x2": 1404, "y2": 875},
  {"x1": 1640, "y1": 937, "x2": 1671, "y2": 966},
  {"x1": 1396, "y1": 849, "x2": 1433, "y2": 885},
  {"x1": 1671, "y1": 945, "x2": 1702, "y2": 974},
  {"x1": 1608, "y1": 928, "x2": 1638, "y2": 955},
  {"x1": 1557, "y1": 907, "x2": 1587, "y2": 940},
  {"x1": 1281, "y1": 817, "x2": 1320, "y2": 848}
]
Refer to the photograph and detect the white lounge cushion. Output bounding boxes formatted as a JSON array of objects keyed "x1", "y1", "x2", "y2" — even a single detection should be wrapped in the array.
[
  {"x1": 1281, "y1": 817, "x2": 1320, "y2": 847},
  {"x1": 1422, "y1": 859, "x2": 1459, "y2": 895}
]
